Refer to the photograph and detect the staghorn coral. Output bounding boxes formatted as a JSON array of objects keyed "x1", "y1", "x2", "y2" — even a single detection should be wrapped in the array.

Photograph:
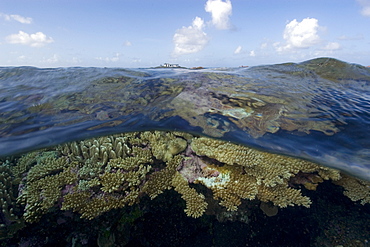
[
  {"x1": 0, "y1": 163, "x2": 24, "y2": 239},
  {"x1": 9, "y1": 151, "x2": 39, "y2": 178},
  {"x1": 194, "y1": 165, "x2": 258, "y2": 211},
  {"x1": 4, "y1": 130, "x2": 369, "y2": 228},
  {"x1": 257, "y1": 184, "x2": 311, "y2": 208},
  {"x1": 26, "y1": 153, "x2": 69, "y2": 183},
  {"x1": 18, "y1": 165, "x2": 78, "y2": 223},
  {"x1": 191, "y1": 137, "x2": 340, "y2": 187},
  {"x1": 142, "y1": 155, "x2": 182, "y2": 199},
  {"x1": 172, "y1": 171, "x2": 207, "y2": 218},
  {"x1": 16, "y1": 131, "x2": 188, "y2": 221},
  {"x1": 188, "y1": 137, "x2": 340, "y2": 209}
]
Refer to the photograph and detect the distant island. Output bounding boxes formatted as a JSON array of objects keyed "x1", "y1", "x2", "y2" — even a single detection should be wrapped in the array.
[{"x1": 153, "y1": 63, "x2": 204, "y2": 70}]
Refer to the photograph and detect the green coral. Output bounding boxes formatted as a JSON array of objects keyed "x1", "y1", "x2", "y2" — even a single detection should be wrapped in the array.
[{"x1": 0, "y1": 162, "x2": 24, "y2": 239}]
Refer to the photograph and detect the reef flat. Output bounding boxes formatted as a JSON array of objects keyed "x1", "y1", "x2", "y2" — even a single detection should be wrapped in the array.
[
  {"x1": 1, "y1": 57, "x2": 370, "y2": 245},
  {"x1": 1, "y1": 58, "x2": 370, "y2": 181},
  {"x1": 1, "y1": 130, "x2": 370, "y2": 246}
]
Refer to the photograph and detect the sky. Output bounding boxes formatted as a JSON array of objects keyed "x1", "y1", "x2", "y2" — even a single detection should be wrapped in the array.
[{"x1": 0, "y1": 0, "x2": 369, "y2": 68}]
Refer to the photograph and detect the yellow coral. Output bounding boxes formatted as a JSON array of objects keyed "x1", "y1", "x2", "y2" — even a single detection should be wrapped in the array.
[
  {"x1": 26, "y1": 156, "x2": 69, "y2": 183},
  {"x1": 189, "y1": 136, "x2": 333, "y2": 210},
  {"x1": 61, "y1": 189, "x2": 140, "y2": 220},
  {"x1": 257, "y1": 184, "x2": 311, "y2": 208},
  {"x1": 195, "y1": 165, "x2": 258, "y2": 211},
  {"x1": 58, "y1": 134, "x2": 131, "y2": 165},
  {"x1": 9, "y1": 130, "x2": 368, "y2": 224},
  {"x1": 334, "y1": 174, "x2": 370, "y2": 205},
  {"x1": 10, "y1": 151, "x2": 38, "y2": 178},
  {"x1": 20, "y1": 167, "x2": 77, "y2": 223},
  {"x1": 191, "y1": 137, "x2": 259, "y2": 167},
  {"x1": 140, "y1": 131, "x2": 187, "y2": 162},
  {"x1": 172, "y1": 171, "x2": 207, "y2": 218},
  {"x1": 142, "y1": 155, "x2": 182, "y2": 199}
]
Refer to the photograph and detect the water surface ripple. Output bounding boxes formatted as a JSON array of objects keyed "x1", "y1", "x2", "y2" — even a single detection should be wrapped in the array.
[{"x1": 1, "y1": 58, "x2": 369, "y2": 180}]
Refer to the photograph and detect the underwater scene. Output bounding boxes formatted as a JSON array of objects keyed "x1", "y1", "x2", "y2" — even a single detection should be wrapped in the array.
[{"x1": 0, "y1": 57, "x2": 370, "y2": 246}]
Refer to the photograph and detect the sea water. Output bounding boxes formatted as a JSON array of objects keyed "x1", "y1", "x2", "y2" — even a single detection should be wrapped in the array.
[{"x1": 1, "y1": 57, "x2": 369, "y2": 180}]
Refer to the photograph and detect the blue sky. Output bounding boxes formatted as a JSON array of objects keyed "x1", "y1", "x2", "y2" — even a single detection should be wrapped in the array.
[{"x1": 0, "y1": 0, "x2": 369, "y2": 68}]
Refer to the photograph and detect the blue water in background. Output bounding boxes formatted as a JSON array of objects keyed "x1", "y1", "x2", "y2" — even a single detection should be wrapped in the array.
[{"x1": 0, "y1": 58, "x2": 370, "y2": 180}]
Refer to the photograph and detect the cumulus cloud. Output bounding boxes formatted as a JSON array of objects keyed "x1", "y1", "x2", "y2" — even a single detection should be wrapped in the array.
[
  {"x1": 234, "y1": 45, "x2": 242, "y2": 54},
  {"x1": 249, "y1": 50, "x2": 256, "y2": 57},
  {"x1": 172, "y1": 17, "x2": 209, "y2": 56},
  {"x1": 357, "y1": 0, "x2": 370, "y2": 16},
  {"x1": 275, "y1": 18, "x2": 321, "y2": 52},
  {"x1": 0, "y1": 13, "x2": 32, "y2": 24},
  {"x1": 205, "y1": 0, "x2": 232, "y2": 30},
  {"x1": 6, "y1": 31, "x2": 54, "y2": 47}
]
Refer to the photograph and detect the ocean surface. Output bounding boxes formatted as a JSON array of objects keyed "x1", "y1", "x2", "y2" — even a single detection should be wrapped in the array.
[{"x1": 1, "y1": 57, "x2": 370, "y2": 180}]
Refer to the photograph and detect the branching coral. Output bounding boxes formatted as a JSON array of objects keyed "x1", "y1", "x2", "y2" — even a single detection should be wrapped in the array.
[
  {"x1": 0, "y1": 163, "x2": 24, "y2": 239},
  {"x1": 334, "y1": 174, "x2": 370, "y2": 205},
  {"x1": 14, "y1": 131, "x2": 188, "y2": 222},
  {"x1": 4, "y1": 130, "x2": 369, "y2": 228},
  {"x1": 142, "y1": 155, "x2": 182, "y2": 199},
  {"x1": 172, "y1": 171, "x2": 207, "y2": 218},
  {"x1": 188, "y1": 137, "x2": 339, "y2": 209},
  {"x1": 18, "y1": 165, "x2": 78, "y2": 223}
]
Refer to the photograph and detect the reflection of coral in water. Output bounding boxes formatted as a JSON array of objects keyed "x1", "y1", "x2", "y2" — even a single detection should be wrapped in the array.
[{"x1": 1, "y1": 130, "x2": 369, "y2": 230}]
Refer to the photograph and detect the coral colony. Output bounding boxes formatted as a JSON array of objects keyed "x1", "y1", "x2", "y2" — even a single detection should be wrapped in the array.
[{"x1": 1, "y1": 130, "x2": 369, "y2": 239}]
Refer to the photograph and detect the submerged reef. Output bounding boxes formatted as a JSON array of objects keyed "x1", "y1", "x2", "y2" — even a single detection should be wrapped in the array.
[{"x1": 1, "y1": 130, "x2": 369, "y2": 242}]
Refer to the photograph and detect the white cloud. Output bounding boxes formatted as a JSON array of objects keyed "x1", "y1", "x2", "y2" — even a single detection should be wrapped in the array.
[
  {"x1": 260, "y1": 43, "x2": 268, "y2": 49},
  {"x1": 337, "y1": 34, "x2": 364, "y2": 40},
  {"x1": 357, "y1": 0, "x2": 370, "y2": 16},
  {"x1": 6, "y1": 31, "x2": 54, "y2": 47},
  {"x1": 123, "y1": 40, "x2": 132, "y2": 46},
  {"x1": 234, "y1": 45, "x2": 242, "y2": 54},
  {"x1": 275, "y1": 18, "x2": 321, "y2": 52},
  {"x1": 0, "y1": 13, "x2": 32, "y2": 24},
  {"x1": 42, "y1": 54, "x2": 59, "y2": 64},
  {"x1": 95, "y1": 52, "x2": 121, "y2": 62},
  {"x1": 323, "y1": 42, "x2": 341, "y2": 50},
  {"x1": 249, "y1": 50, "x2": 256, "y2": 57},
  {"x1": 71, "y1": 57, "x2": 82, "y2": 64},
  {"x1": 172, "y1": 17, "x2": 209, "y2": 56},
  {"x1": 205, "y1": 0, "x2": 232, "y2": 30}
]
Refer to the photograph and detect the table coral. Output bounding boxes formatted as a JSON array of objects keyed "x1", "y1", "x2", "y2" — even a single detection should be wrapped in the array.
[
  {"x1": 188, "y1": 137, "x2": 338, "y2": 209},
  {"x1": 334, "y1": 174, "x2": 370, "y2": 205}
]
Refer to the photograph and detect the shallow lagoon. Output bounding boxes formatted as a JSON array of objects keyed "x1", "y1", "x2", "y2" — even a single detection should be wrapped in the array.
[{"x1": 1, "y1": 58, "x2": 370, "y2": 246}]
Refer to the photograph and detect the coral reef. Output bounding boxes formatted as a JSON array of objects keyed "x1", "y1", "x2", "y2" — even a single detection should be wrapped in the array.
[
  {"x1": 1, "y1": 130, "x2": 369, "y2": 241},
  {"x1": 164, "y1": 75, "x2": 339, "y2": 138},
  {"x1": 334, "y1": 174, "x2": 370, "y2": 205},
  {"x1": 172, "y1": 171, "x2": 207, "y2": 218},
  {"x1": 0, "y1": 161, "x2": 24, "y2": 239}
]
